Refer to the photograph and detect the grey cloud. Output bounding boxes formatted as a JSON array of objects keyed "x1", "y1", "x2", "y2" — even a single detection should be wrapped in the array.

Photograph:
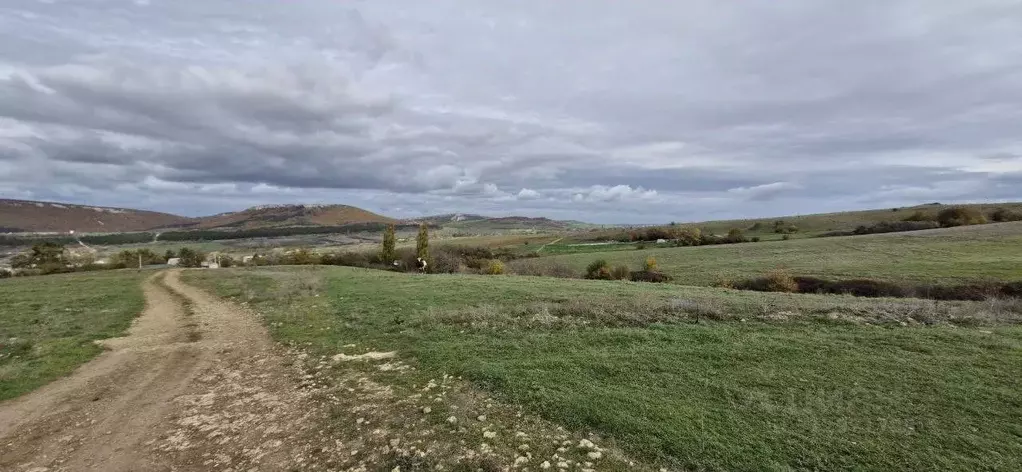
[{"x1": 1, "y1": 0, "x2": 1021, "y2": 223}]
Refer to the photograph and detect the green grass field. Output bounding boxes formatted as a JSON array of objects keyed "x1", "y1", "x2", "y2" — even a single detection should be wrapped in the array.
[
  {"x1": 185, "y1": 267, "x2": 1022, "y2": 471},
  {"x1": 0, "y1": 270, "x2": 147, "y2": 401},
  {"x1": 573, "y1": 202, "x2": 1022, "y2": 241},
  {"x1": 546, "y1": 222, "x2": 1022, "y2": 285}
]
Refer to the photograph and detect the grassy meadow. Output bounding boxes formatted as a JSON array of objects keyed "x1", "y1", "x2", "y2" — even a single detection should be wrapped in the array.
[
  {"x1": 546, "y1": 221, "x2": 1022, "y2": 286},
  {"x1": 0, "y1": 270, "x2": 147, "y2": 401},
  {"x1": 573, "y1": 202, "x2": 1022, "y2": 241},
  {"x1": 185, "y1": 266, "x2": 1022, "y2": 471}
]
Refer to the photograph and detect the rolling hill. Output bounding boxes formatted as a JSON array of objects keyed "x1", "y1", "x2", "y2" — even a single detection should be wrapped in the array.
[
  {"x1": 0, "y1": 201, "x2": 396, "y2": 233},
  {"x1": 0, "y1": 199, "x2": 192, "y2": 233},
  {"x1": 186, "y1": 204, "x2": 395, "y2": 230},
  {"x1": 418, "y1": 214, "x2": 601, "y2": 232}
]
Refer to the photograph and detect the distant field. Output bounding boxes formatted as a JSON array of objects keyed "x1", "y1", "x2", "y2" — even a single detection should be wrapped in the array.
[
  {"x1": 548, "y1": 222, "x2": 1022, "y2": 285},
  {"x1": 185, "y1": 266, "x2": 1022, "y2": 471},
  {"x1": 0, "y1": 271, "x2": 147, "y2": 400},
  {"x1": 572, "y1": 202, "x2": 1022, "y2": 241}
]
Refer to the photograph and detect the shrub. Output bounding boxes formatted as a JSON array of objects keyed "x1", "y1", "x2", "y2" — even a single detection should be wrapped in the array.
[
  {"x1": 326, "y1": 252, "x2": 371, "y2": 268},
  {"x1": 642, "y1": 256, "x2": 657, "y2": 272},
  {"x1": 429, "y1": 250, "x2": 464, "y2": 274},
  {"x1": 904, "y1": 210, "x2": 937, "y2": 222},
  {"x1": 711, "y1": 275, "x2": 734, "y2": 289},
  {"x1": 989, "y1": 207, "x2": 1022, "y2": 222},
  {"x1": 763, "y1": 269, "x2": 798, "y2": 293},
  {"x1": 485, "y1": 259, "x2": 506, "y2": 275},
  {"x1": 937, "y1": 207, "x2": 987, "y2": 227},
  {"x1": 585, "y1": 259, "x2": 612, "y2": 280},
  {"x1": 611, "y1": 265, "x2": 630, "y2": 280},
  {"x1": 635, "y1": 242, "x2": 647, "y2": 250},
  {"x1": 781, "y1": 234, "x2": 792, "y2": 241},
  {"x1": 773, "y1": 220, "x2": 799, "y2": 234},
  {"x1": 629, "y1": 270, "x2": 673, "y2": 283},
  {"x1": 750, "y1": 236, "x2": 761, "y2": 242},
  {"x1": 726, "y1": 228, "x2": 748, "y2": 243}
]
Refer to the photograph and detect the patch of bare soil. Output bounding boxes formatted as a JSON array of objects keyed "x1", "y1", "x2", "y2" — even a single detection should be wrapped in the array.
[{"x1": 0, "y1": 271, "x2": 347, "y2": 471}]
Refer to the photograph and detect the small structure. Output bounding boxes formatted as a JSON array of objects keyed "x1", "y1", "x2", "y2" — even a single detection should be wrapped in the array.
[
  {"x1": 166, "y1": 258, "x2": 181, "y2": 266},
  {"x1": 656, "y1": 239, "x2": 668, "y2": 244},
  {"x1": 242, "y1": 255, "x2": 254, "y2": 264}
]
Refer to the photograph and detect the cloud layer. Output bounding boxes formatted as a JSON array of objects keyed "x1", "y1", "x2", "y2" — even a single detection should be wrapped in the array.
[{"x1": 1, "y1": 0, "x2": 1021, "y2": 223}]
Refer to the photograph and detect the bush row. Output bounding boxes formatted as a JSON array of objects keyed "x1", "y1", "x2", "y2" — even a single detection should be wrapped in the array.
[{"x1": 727, "y1": 270, "x2": 1022, "y2": 301}]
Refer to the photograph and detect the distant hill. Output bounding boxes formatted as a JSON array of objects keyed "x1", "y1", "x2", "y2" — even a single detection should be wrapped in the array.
[
  {"x1": 185, "y1": 204, "x2": 395, "y2": 230},
  {"x1": 415, "y1": 214, "x2": 599, "y2": 232},
  {"x1": 414, "y1": 213, "x2": 490, "y2": 225},
  {"x1": 0, "y1": 199, "x2": 192, "y2": 233},
  {"x1": 0, "y1": 200, "x2": 395, "y2": 233}
]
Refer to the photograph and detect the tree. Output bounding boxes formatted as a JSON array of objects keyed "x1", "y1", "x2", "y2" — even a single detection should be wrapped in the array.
[
  {"x1": 12, "y1": 242, "x2": 66, "y2": 268},
  {"x1": 177, "y1": 247, "x2": 206, "y2": 268},
  {"x1": 115, "y1": 249, "x2": 162, "y2": 267},
  {"x1": 31, "y1": 242, "x2": 65, "y2": 265},
  {"x1": 381, "y1": 224, "x2": 396, "y2": 263},
  {"x1": 164, "y1": 249, "x2": 176, "y2": 261},
  {"x1": 416, "y1": 223, "x2": 430, "y2": 261}
]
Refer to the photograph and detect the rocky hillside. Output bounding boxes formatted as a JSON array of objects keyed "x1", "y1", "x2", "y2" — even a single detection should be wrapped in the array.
[{"x1": 0, "y1": 199, "x2": 193, "y2": 233}]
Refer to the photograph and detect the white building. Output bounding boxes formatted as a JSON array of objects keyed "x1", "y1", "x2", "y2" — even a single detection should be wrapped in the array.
[{"x1": 167, "y1": 258, "x2": 181, "y2": 266}]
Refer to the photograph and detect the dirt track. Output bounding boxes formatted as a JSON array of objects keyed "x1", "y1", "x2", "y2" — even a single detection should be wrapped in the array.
[{"x1": 0, "y1": 270, "x2": 338, "y2": 471}]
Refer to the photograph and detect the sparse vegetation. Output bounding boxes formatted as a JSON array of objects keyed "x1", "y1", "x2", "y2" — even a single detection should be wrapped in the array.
[
  {"x1": 548, "y1": 222, "x2": 1022, "y2": 286},
  {"x1": 0, "y1": 271, "x2": 147, "y2": 400},
  {"x1": 506, "y1": 259, "x2": 577, "y2": 278},
  {"x1": 186, "y1": 267, "x2": 1022, "y2": 471}
]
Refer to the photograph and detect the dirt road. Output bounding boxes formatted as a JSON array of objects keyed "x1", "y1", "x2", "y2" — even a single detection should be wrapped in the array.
[{"x1": 0, "y1": 270, "x2": 340, "y2": 471}]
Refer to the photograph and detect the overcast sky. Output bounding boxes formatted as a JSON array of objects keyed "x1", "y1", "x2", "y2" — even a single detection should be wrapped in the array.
[{"x1": 2, "y1": 0, "x2": 1021, "y2": 223}]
